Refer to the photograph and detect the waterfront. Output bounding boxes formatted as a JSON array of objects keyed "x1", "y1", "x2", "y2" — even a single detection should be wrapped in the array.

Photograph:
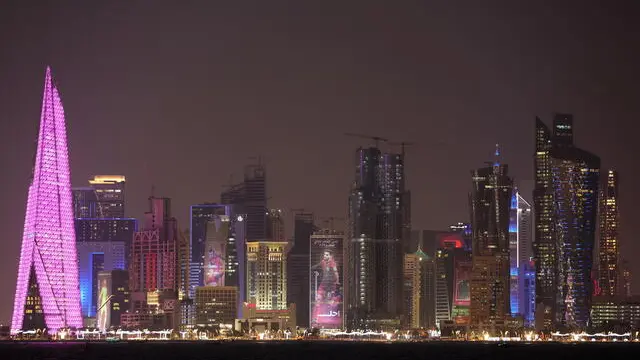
[{"x1": 1, "y1": 341, "x2": 639, "y2": 360}]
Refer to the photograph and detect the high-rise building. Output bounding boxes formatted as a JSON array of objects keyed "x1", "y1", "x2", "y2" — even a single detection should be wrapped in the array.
[
  {"x1": 246, "y1": 241, "x2": 288, "y2": 310},
  {"x1": 533, "y1": 114, "x2": 600, "y2": 330},
  {"x1": 449, "y1": 222, "x2": 472, "y2": 251},
  {"x1": 522, "y1": 261, "x2": 536, "y2": 327},
  {"x1": 88, "y1": 175, "x2": 126, "y2": 218},
  {"x1": 72, "y1": 187, "x2": 101, "y2": 218},
  {"x1": 346, "y1": 146, "x2": 409, "y2": 330},
  {"x1": 599, "y1": 170, "x2": 619, "y2": 297},
  {"x1": 508, "y1": 191, "x2": 532, "y2": 317},
  {"x1": 75, "y1": 218, "x2": 137, "y2": 317},
  {"x1": 287, "y1": 212, "x2": 315, "y2": 328},
  {"x1": 404, "y1": 247, "x2": 434, "y2": 329},
  {"x1": 469, "y1": 145, "x2": 513, "y2": 327},
  {"x1": 188, "y1": 204, "x2": 246, "y2": 302},
  {"x1": 11, "y1": 67, "x2": 82, "y2": 333},
  {"x1": 129, "y1": 196, "x2": 180, "y2": 328},
  {"x1": 221, "y1": 163, "x2": 267, "y2": 242},
  {"x1": 621, "y1": 260, "x2": 632, "y2": 298},
  {"x1": 309, "y1": 229, "x2": 344, "y2": 329}
]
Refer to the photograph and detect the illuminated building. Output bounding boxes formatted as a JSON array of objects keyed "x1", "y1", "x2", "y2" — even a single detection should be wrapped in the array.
[
  {"x1": 87, "y1": 175, "x2": 126, "y2": 218},
  {"x1": 246, "y1": 241, "x2": 288, "y2": 310},
  {"x1": 404, "y1": 247, "x2": 433, "y2": 329},
  {"x1": 533, "y1": 114, "x2": 600, "y2": 330},
  {"x1": 449, "y1": 222, "x2": 472, "y2": 250},
  {"x1": 11, "y1": 67, "x2": 82, "y2": 333},
  {"x1": 469, "y1": 145, "x2": 513, "y2": 327},
  {"x1": 221, "y1": 162, "x2": 268, "y2": 242},
  {"x1": 95, "y1": 269, "x2": 129, "y2": 331},
  {"x1": 508, "y1": 191, "x2": 532, "y2": 316},
  {"x1": 189, "y1": 204, "x2": 246, "y2": 310},
  {"x1": 72, "y1": 187, "x2": 101, "y2": 218},
  {"x1": 129, "y1": 196, "x2": 180, "y2": 329},
  {"x1": 622, "y1": 260, "x2": 632, "y2": 298},
  {"x1": 346, "y1": 146, "x2": 410, "y2": 329},
  {"x1": 310, "y1": 229, "x2": 344, "y2": 329},
  {"x1": 287, "y1": 212, "x2": 315, "y2": 328},
  {"x1": 236, "y1": 303, "x2": 296, "y2": 332},
  {"x1": 432, "y1": 233, "x2": 470, "y2": 328},
  {"x1": 195, "y1": 286, "x2": 238, "y2": 327},
  {"x1": 522, "y1": 261, "x2": 536, "y2": 327},
  {"x1": 598, "y1": 170, "x2": 619, "y2": 297},
  {"x1": 75, "y1": 218, "x2": 137, "y2": 317},
  {"x1": 590, "y1": 296, "x2": 640, "y2": 330}
]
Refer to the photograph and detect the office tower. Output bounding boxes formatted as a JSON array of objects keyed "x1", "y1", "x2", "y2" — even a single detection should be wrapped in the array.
[
  {"x1": 434, "y1": 249, "x2": 451, "y2": 326},
  {"x1": 221, "y1": 162, "x2": 267, "y2": 242},
  {"x1": 508, "y1": 191, "x2": 532, "y2": 316},
  {"x1": 11, "y1": 67, "x2": 82, "y2": 333},
  {"x1": 621, "y1": 260, "x2": 632, "y2": 298},
  {"x1": 267, "y1": 209, "x2": 285, "y2": 241},
  {"x1": 177, "y1": 229, "x2": 190, "y2": 301},
  {"x1": 533, "y1": 115, "x2": 600, "y2": 330},
  {"x1": 590, "y1": 296, "x2": 640, "y2": 331},
  {"x1": 246, "y1": 241, "x2": 288, "y2": 310},
  {"x1": 72, "y1": 187, "x2": 100, "y2": 218},
  {"x1": 309, "y1": 229, "x2": 344, "y2": 329},
  {"x1": 417, "y1": 247, "x2": 436, "y2": 329},
  {"x1": 599, "y1": 170, "x2": 619, "y2": 297},
  {"x1": 189, "y1": 204, "x2": 246, "y2": 299},
  {"x1": 433, "y1": 236, "x2": 471, "y2": 328},
  {"x1": 129, "y1": 196, "x2": 179, "y2": 328},
  {"x1": 346, "y1": 146, "x2": 409, "y2": 329},
  {"x1": 469, "y1": 145, "x2": 513, "y2": 327},
  {"x1": 287, "y1": 212, "x2": 315, "y2": 328},
  {"x1": 195, "y1": 286, "x2": 238, "y2": 327},
  {"x1": 88, "y1": 175, "x2": 126, "y2": 218},
  {"x1": 404, "y1": 253, "x2": 421, "y2": 328},
  {"x1": 522, "y1": 261, "x2": 536, "y2": 327},
  {"x1": 95, "y1": 269, "x2": 129, "y2": 331},
  {"x1": 75, "y1": 218, "x2": 137, "y2": 317}
]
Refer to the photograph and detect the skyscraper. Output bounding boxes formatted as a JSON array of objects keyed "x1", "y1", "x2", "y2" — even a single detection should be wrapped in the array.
[
  {"x1": 88, "y1": 175, "x2": 126, "y2": 218},
  {"x1": 508, "y1": 191, "x2": 532, "y2": 317},
  {"x1": 599, "y1": 170, "x2": 619, "y2": 297},
  {"x1": 469, "y1": 145, "x2": 513, "y2": 327},
  {"x1": 287, "y1": 212, "x2": 315, "y2": 328},
  {"x1": 346, "y1": 146, "x2": 409, "y2": 330},
  {"x1": 246, "y1": 241, "x2": 287, "y2": 310},
  {"x1": 11, "y1": 67, "x2": 82, "y2": 333},
  {"x1": 221, "y1": 162, "x2": 267, "y2": 242},
  {"x1": 533, "y1": 114, "x2": 600, "y2": 330},
  {"x1": 267, "y1": 209, "x2": 286, "y2": 241}
]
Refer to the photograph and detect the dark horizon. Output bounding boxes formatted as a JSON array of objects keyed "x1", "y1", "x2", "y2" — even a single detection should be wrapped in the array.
[{"x1": 0, "y1": 1, "x2": 638, "y2": 324}]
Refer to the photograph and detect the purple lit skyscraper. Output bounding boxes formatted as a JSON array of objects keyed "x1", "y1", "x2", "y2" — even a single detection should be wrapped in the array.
[{"x1": 11, "y1": 67, "x2": 82, "y2": 333}]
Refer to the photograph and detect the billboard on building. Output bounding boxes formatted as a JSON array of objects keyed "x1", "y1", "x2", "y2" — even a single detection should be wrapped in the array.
[
  {"x1": 204, "y1": 215, "x2": 229, "y2": 286},
  {"x1": 310, "y1": 233, "x2": 343, "y2": 329},
  {"x1": 96, "y1": 271, "x2": 112, "y2": 332}
]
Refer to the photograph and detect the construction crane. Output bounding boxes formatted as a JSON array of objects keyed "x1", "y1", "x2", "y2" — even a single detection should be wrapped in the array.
[
  {"x1": 388, "y1": 141, "x2": 415, "y2": 155},
  {"x1": 344, "y1": 132, "x2": 389, "y2": 148}
]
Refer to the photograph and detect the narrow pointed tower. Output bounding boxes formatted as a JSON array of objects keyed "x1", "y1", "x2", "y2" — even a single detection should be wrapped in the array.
[{"x1": 11, "y1": 67, "x2": 82, "y2": 333}]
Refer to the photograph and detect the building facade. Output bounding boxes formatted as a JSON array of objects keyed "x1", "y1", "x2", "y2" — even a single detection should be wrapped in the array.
[
  {"x1": 11, "y1": 67, "x2": 82, "y2": 333},
  {"x1": 508, "y1": 191, "x2": 532, "y2": 317},
  {"x1": 346, "y1": 146, "x2": 409, "y2": 330},
  {"x1": 220, "y1": 162, "x2": 267, "y2": 242},
  {"x1": 469, "y1": 145, "x2": 513, "y2": 328},
  {"x1": 88, "y1": 175, "x2": 126, "y2": 218},
  {"x1": 287, "y1": 212, "x2": 315, "y2": 328},
  {"x1": 533, "y1": 114, "x2": 600, "y2": 330},
  {"x1": 195, "y1": 286, "x2": 238, "y2": 328},
  {"x1": 309, "y1": 230, "x2": 344, "y2": 329},
  {"x1": 599, "y1": 170, "x2": 619, "y2": 297},
  {"x1": 246, "y1": 241, "x2": 288, "y2": 310}
]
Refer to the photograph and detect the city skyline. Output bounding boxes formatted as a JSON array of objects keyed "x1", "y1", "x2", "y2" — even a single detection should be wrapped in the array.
[{"x1": 0, "y1": 2, "x2": 638, "y2": 325}]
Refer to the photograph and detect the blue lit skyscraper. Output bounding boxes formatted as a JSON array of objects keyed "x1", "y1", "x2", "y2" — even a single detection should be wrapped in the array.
[{"x1": 509, "y1": 191, "x2": 532, "y2": 317}]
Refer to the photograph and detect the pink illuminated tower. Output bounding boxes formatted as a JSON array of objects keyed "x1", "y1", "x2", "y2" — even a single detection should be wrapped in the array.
[{"x1": 11, "y1": 67, "x2": 82, "y2": 333}]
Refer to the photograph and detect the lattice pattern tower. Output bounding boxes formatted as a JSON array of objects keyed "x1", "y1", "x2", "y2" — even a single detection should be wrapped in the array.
[{"x1": 11, "y1": 67, "x2": 82, "y2": 333}]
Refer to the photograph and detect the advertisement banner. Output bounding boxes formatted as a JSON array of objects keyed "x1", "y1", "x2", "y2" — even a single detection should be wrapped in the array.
[
  {"x1": 204, "y1": 215, "x2": 229, "y2": 287},
  {"x1": 310, "y1": 233, "x2": 343, "y2": 329},
  {"x1": 96, "y1": 271, "x2": 112, "y2": 332}
]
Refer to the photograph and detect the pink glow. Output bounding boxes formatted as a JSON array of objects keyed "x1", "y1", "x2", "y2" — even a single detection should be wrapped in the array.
[{"x1": 11, "y1": 67, "x2": 82, "y2": 334}]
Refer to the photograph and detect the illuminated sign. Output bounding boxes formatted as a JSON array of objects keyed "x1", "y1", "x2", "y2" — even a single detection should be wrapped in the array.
[
  {"x1": 310, "y1": 233, "x2": 344, "y2": 329},
  {"x1": 204, "y1": 215, "x2": 229, "y2": 286},
  {"x1": 96, "y1": 272, "x2": 112, "y2": 332}
]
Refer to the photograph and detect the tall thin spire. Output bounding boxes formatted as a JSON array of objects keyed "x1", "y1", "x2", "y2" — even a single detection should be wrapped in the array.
[{"x1": 11, "y1": 66, "x2": 82, "y2": 333}]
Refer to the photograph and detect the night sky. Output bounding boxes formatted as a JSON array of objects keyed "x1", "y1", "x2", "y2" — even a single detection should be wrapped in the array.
[{"x1": 0, "y1": 1, "x2": 638, "y2": 324}]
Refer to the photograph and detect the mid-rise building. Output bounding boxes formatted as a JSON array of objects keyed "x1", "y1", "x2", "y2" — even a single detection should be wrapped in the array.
[
  {"x1": 95, "y1": 269, "x2": 129, "y2": 331},
  {"x1": 533, "y1": 115, "x2": 600, "y2": 330},
  {"x1": 599, "y1": 170, "x2": 619, "y2": 297},
  {"x1": 195, "y1": 286, "x2": 238, "y2": 328},
  {"x1": 246, "y1": 241, "x2": 287, "y2": 310},
  {"x1": 590, "y1": 296, "x2": 640, "y2": 331},
  {"x1": 346, "y1": 146, "x2": 410, "y2": 330},
  {"x1": 469, "y1": 145, "x2": 513, "y2": 328}
]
